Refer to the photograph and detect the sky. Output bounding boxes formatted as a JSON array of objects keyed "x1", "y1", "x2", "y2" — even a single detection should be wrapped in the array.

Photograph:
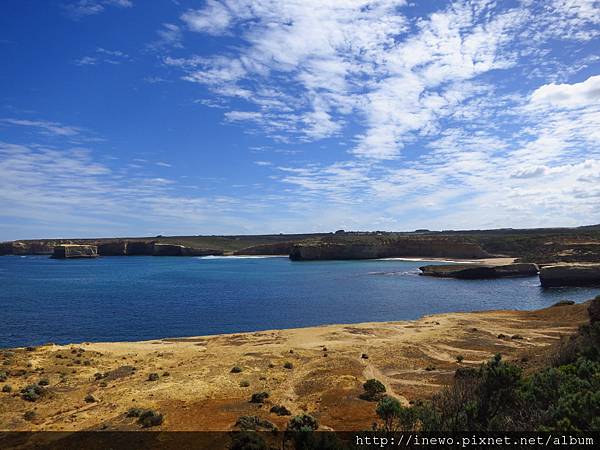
[{"x1": 1, "y1": 0, "x2": 599, "y2": 240}]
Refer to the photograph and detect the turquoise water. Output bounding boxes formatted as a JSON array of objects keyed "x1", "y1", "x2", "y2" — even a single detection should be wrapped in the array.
[{"x1": 0, "y1": 255, "x2": 598, "y2": 348}]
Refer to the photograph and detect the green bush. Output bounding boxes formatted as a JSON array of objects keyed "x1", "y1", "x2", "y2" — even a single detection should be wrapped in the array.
[
  {"x1": 235, "y1": 415, "x2": 276, "y2": 431},
  {"x1": 283, "y1": 362, "x2": 294, "y2": 369},
  {"x1": 2, "y1": 384, "x2": 12, "y2": 393},
  {"x1": 137, "y1": 409, "x2": 164, "y2": 427},
  {"x1": 230, "y1": 366, "x2": 243, "y2": 373},
  {"x1": 361, "y1": 378, "x2": 386, "y2": 401},
  {"x1": 0, "y1": 372, "x2": 7, "y2": 382},
  {"x1": 21, "y1": 384, "x2": 45, "y2": 402},
  {"x1": 287, "y1": 414, "x2": 319, "y2": 431},
  {"x1": 250, "y1": 391, "x2": 269, "y2": 403},
  {"x1": 270, "y1": 404, "x2": 291, "y2": 416}
]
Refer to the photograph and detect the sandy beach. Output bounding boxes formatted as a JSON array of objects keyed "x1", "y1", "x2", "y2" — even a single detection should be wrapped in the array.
[{"x1": 0, "y1": 300, "x2": 587, "y2": 432}]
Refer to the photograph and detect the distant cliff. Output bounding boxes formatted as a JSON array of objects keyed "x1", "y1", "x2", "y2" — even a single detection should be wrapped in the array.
[{"x1": 289, "y1": 236, "x2": 492, "y2": 261}]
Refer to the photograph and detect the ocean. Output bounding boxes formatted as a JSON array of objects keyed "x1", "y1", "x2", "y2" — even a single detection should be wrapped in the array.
[{"x1": 1, "y1": 255, "x2": 597, "y2": 348}]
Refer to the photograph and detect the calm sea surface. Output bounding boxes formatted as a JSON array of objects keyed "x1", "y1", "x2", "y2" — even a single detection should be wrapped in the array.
[{"x1": 1, "y1": 255, "x2": 598, "y2": 348}]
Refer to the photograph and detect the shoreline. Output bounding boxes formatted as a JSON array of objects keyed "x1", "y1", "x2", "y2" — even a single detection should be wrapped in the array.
[{"x1": 0, "y1": 301, "x2": 589, "y2": 431}]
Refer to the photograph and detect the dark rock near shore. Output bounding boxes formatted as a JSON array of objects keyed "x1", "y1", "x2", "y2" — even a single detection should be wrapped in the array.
[
  {"x1": 52, "y1": 244, "x2": 98, "y2": 259},
  {"x1": 419, "y1": 263, "x2": 539, "y2": 279},
  {"x1": 540, "y1": 264, "x2": 600, "y2": 287},
  {"x1": 153, "y1": 244, "x2": 185, "y2": 256}
]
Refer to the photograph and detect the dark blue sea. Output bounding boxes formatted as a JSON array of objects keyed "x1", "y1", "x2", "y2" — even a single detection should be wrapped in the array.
[{"x1": 1, "y1": 255, "x2": 598, "y2": 348}]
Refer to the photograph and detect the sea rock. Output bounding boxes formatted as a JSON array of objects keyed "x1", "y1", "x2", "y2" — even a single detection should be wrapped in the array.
[
  {"x1": 419, "y1": 263, "x2": 539, "y2": 279},
  {"x1": 540, "y1": 264, "x2": 600, "y2": 287},
  {"x1": 52, "y1": 244, "x2": 98, "y2": 259},
  {"x1": 98, "y1": 241, "x2": 128, "y2": 256}
]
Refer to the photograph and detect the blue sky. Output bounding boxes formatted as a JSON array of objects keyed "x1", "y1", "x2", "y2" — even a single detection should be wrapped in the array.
[{"x1": 1, "y1": 0, "x2": 599, "y2": 240}]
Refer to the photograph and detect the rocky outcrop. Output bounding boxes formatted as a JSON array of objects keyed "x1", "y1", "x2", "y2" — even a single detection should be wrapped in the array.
[
  {"x1": 98, "y1": 241, "x2": 128, "y2": 256},
  {"x1": 289, "y1": 238, "x2": 492, "y2": 261},
  {"x1": 234, "y1": 242, "x2": 296, "y2": 256},
  {"x1": 540, "y1": 264, "x2": 600, "y2": 287},
  {"x1": 51, "y1": 244, "x2": 98, "y2": 259},
  {"x1": 125, "y1": 241, "x2": 156, "y2": 256},
  {"x1": 419, "y1": 263, "x2": 539, "y2": 279}
]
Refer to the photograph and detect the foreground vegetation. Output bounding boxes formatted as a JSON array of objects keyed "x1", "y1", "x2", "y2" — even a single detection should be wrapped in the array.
[{"x1": 373, "y1": 295, "x2": 600, "y2": 432}]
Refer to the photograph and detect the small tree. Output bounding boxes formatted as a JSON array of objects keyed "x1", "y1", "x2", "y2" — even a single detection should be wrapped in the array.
[
  {"x1": 287, "y1": 414, "x2": 319, "y2": 431},
  {"x1": 361, "y1": 379, "x2": 386, "y2": 401}
]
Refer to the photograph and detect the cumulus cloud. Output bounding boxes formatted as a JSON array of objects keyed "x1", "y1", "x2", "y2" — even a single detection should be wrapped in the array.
[{"x1": 530, "y1": 75, "x2": 600, "y2": 109}]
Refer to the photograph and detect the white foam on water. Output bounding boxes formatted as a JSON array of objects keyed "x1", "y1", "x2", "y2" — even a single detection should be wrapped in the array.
[{"x1": 196, "y1": 255, "x2": 287, "y2": 260}]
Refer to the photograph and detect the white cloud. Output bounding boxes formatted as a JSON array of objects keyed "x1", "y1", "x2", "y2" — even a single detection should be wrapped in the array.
[
  {"x1": 530, "y1": 75, "x2": 600, "y2": 109},
  {"x1": 63, "y1": 0, "x2": 132, "y2": 20},
  {"x1": 0, "y1": 119, "x2": 81, "y2": 137},
  {"x1": 181, "y1": 1, "x2": 233, "y2": 35}
]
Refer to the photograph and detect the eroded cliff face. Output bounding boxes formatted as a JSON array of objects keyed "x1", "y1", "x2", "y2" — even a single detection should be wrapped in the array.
[
  {"x1": 289, "y1": 237, "x2": 492, "y2": 261},
  {"x1": 98, "y1": 241, "x2": 128, "y2": 256},
  {"x1": 51, "y1": 244, "x2": 98, "y2": 259},
  {"x1": 540, "y1": 264, "x2": 600, "y2": 287}
]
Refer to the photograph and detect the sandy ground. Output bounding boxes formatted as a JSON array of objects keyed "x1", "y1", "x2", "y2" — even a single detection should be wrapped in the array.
[{"x1": 0, "y1": 301, "x2": 587, "y2": 433}]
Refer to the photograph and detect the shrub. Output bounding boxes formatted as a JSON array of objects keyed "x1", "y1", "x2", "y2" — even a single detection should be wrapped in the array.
[
  {"x1": 230, "y1": 366, "x2": 243, "y2": 373},
  {"x1": 239, "y1": 380, "x2": 250, "y2": 387},
  {"x1": 0, "y1": 372, "x2": 7, "y2": 382},
  {"x1": 287, "y1": 414, "x2": 319, "y2": 431},
  {"x1": 511, "y1": 335, "x2": 524, "y2": 340},
  {"x1": 162, "y1": 372, "x2": 170, "y2": 377},
  {"x1": 361, "y1": 353, "x2": 369, "y2": 359},
  {"x1": 126, "y1": 407, "x2": 144, "y2": 418},
  {"x1": 2, "y1": 384, "x2": 12, "y2": 393},
  {"x1": 250, "y1": 391, "x2": 269, "y2": 403},
  {"x1": 21, "y1": 384, "x2": 45, "y2": 402},
  {"x1": 235, "y1": 415, "x2": 276, "y2": 431},
  {"x1": 270, "y1": 404, "x2": 291, "y2": 416},
  {"x1": 23, "y1": 411, "x2": 36, "y2": 421},
  {"x1": 138, "y1": 409, "x2": 164, "y2": 428},
  {"x1": 425, "y1": 366, "x2": 436, "y2": 371},
  {"x1": 147, "y1": 373, "x2": 159, "y2": 382},
  {"x1": 375, "y1": 396, "x2": 417, "y2": 431},
  {"x1": 38, "y1": 378, "x2": 49, "y2": 386},
  {"x1": 283, "y1": 362, "x2": 294, "y2": 369},
  {"x1": 229, "y1": 433, "x2": 268, "y2": 450},
  {"x1": 456, "y1": 355, "x2": 465, "y2": 363},
  {"x1": 85, "y1": 394, "x2": 96, "y2": 403},
  {"x1": 361, "y1": 379, "x2": 386, "y2": 401}
]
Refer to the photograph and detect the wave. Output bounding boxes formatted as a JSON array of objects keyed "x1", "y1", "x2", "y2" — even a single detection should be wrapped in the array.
[{"x1": 196, "y1": 255, "x2": 287, "y2": 260}]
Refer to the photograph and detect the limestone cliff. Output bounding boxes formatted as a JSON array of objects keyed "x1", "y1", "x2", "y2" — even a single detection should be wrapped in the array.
[
  {"x1": 289, "y1": 237, "x2": 492, "y2": 261},
  {"x1": 51, "y1": 244, "x2": 98, "y2": 259},
  {"x1": 540, "y1": 264, "x2": 600, "y2": 287}
]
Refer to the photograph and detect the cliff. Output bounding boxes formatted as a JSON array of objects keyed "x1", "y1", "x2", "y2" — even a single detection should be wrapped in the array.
[
  {"x1": 539, "y1": 264, "x2": 600, "y2": 287},
  {"x1": 51, "y1": 244, "x2": 98, "y2": 259},
  {"x1": 234, "y1": 242, "x2": 296, "y2": 255},
  {"x1": 289, "y1": 237, "x2": 492, "y2": 261},
  {"x1": 419, "y1": 263, "x2": 539, "y2": 279}
]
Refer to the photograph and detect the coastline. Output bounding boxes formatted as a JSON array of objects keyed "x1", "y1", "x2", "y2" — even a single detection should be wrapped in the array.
[{"x1": 0, "y1": 301, "x2": 588, "y2": 431}]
